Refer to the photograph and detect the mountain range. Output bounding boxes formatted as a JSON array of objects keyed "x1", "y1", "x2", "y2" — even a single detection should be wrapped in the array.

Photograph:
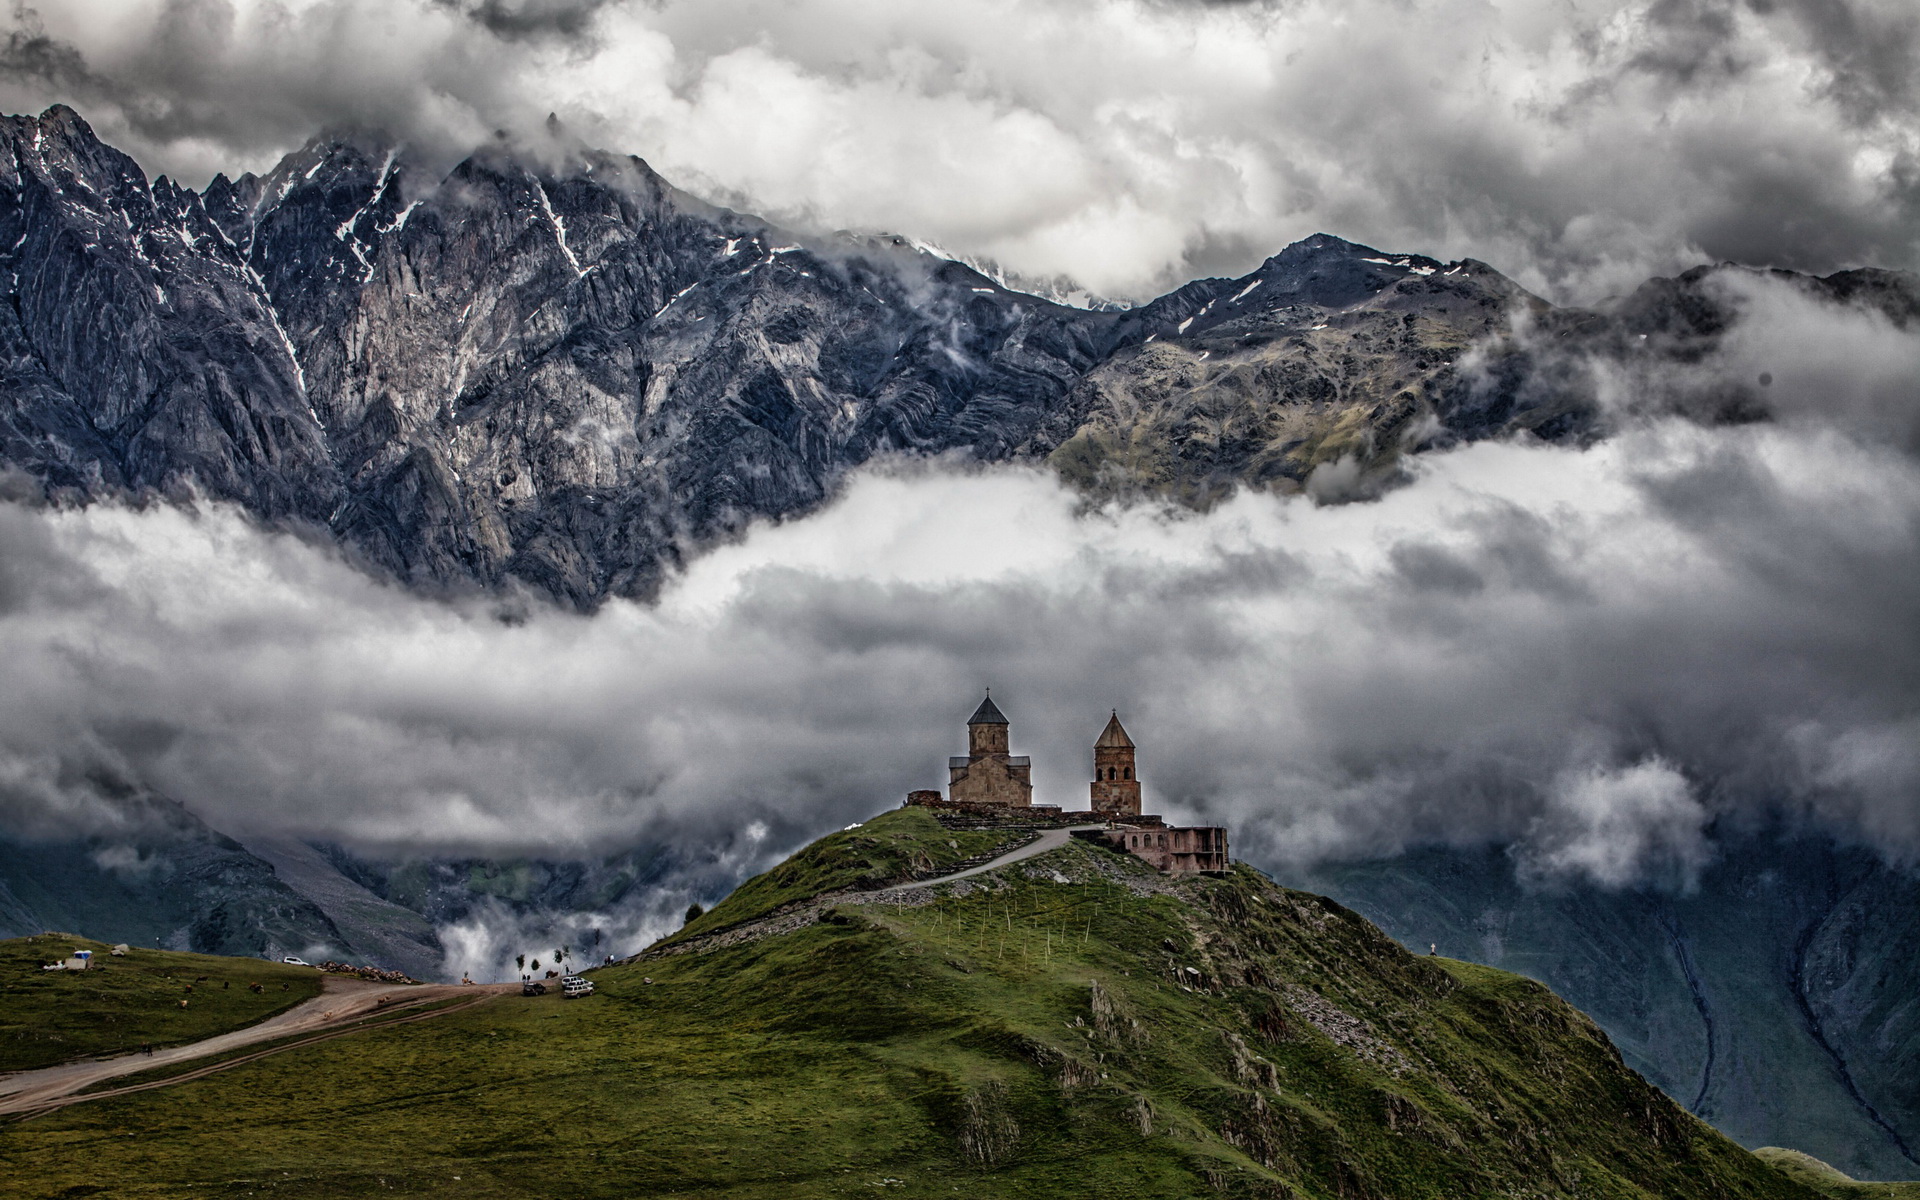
[{"x1": 7, "y1": 104, "x2": 1913, "y2": 605}]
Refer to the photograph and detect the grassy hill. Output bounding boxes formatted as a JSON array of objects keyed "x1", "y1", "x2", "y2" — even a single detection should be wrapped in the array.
[
  {"x1": 0, "y1": 810, "x2": 1836, "y2": 1198},
  {"x1": 1754, "y1": 1149, "x2": 1920, "y2": 1199},
  {"x1": 0, "y1": 935, "x2": 323, "y2": 1072},
  {"x1": 1301, "y1": 839, "x2": 1920, "y2": 1179}
]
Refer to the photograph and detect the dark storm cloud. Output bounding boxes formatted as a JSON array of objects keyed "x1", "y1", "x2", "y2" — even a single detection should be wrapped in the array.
[
  {"x1": 433, "y1": 0, "x2": 615, "y2": 41},
  {"x1": 6, "y1": 0, "x2": 1918, "y2": 299},
  {"x1": 1765, "y1": 0, "x2": 1920, "y2": 119},
  {"x1": 0, "y1": 9, "x2": 94, "y2": 93}
]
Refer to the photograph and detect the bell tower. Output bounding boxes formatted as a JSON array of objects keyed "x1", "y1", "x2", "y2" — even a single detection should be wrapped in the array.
[{"x1": 1091, "y1": 711, "x2": 1142, "y2": 816}]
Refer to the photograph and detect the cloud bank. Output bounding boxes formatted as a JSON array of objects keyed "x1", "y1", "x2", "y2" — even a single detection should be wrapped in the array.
[
  {"x1": 6, "y1": 0, "x2": 1919, "y2": 299},
  {"x1": 2, "y1": 405, "x2": 1915, "y2": 905}
]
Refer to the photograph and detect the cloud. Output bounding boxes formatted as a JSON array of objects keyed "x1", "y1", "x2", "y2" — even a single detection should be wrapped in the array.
[
  {"x1": 4, "y1": 0, "x2": 1917, "y2": 299},
  {"x1": 0, "y1": 399, "x2": 1916, "y2": 917},
  {"x1": 1515, "y1": 758, "x2": 1711, "y2": 890}
]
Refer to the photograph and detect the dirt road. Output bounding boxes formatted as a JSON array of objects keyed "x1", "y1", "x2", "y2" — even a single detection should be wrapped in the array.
[
  {"x1": 884, "y1": 824, "x2": 1108, "y2": 890},
  {"x1": 0, "y1": 976, "x2": 513, "y2": 1118}
]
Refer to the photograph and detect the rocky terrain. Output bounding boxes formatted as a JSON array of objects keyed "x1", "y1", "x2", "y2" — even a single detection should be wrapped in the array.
[{"x1": 5, "y1": 104, "x2": 1913, "y2": 604}]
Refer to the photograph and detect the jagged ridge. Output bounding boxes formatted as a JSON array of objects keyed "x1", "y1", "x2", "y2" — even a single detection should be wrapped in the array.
[{"x1": 6, "y1": 105, "x2": 1911, "y2": 605}]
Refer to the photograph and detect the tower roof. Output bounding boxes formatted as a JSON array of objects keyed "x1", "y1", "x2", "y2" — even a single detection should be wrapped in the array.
[
  {"x1": 1096, "y1": 711, "x2": 1134, "y2": 748},
  {"x1": 967, "y1": 693, "x2": 1009, "y2": 726}
]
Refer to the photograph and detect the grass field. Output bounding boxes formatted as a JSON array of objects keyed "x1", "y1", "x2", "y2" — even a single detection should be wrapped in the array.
[
  {"x1": 0, "y1": 817, "x2": 1839, "y2": 1198},
  {"x1": 0, "y1": 934, "x2": 324, "y2": 1072}
]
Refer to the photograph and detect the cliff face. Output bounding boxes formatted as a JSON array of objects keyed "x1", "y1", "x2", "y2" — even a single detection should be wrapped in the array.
[
  {"x1": 0, "y1": 105, "x2": 331, "y2": 517},
  {"x1": 12, "y1": 104, "x2": 1906, "y2": 606}
]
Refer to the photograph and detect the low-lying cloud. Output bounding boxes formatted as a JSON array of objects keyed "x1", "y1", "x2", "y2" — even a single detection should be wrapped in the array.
[
  {"x1": 1, "y1": 408, "x2": 1916, "y2": 912},
  {"x1": 6, "y1": 0, "x2": 1919, "y2": 299}
]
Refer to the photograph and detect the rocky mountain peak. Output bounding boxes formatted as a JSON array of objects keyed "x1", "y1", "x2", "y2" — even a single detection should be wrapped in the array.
[{"x1": 3, "y1": 107, "x2": 1912, "y2": 606}]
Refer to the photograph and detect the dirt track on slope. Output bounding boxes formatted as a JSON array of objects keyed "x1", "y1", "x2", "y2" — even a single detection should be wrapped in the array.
[
  {"x1": 882, "y1": 824, "x2": 1107, "y2": 890},
  {"x1": 638, "y1": 824, "x2": 1112, "y2": 961},
  {"x1": 0, "y1": 977, "x2": 514, "y2": 1120}
]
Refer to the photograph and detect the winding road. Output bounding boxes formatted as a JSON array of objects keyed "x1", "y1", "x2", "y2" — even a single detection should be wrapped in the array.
[{"x1": 885, "y1": 824, "x2": 1110, "y2": 890}]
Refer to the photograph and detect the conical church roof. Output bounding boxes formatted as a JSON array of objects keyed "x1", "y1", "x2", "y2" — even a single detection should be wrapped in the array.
[
  {"x1": 1096, "y1": 711, "x2": 1134, "y2": 748},
  {"x1": 968, "y1": 693, "x2": 1009, "y2": 725}
]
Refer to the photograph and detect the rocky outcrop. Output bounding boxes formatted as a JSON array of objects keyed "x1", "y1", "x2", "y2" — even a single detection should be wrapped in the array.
[{"x1": 1043, "y1": 238, "x2": 1551, "y2": 503}]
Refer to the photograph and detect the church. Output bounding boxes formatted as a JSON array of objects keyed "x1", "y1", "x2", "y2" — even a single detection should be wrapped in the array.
[
  {"x1": 908, "y1": 694, "x2": 1229, "y2": 875},
  {"x1": 945, "y1": 693, "x2": 1032, "y2": 807}
]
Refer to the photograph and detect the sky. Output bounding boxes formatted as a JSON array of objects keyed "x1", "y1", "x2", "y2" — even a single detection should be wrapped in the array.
[
  {"x1": 0, "y1": 1, "x2": 1916, "y2": 977},
  {"x1": 4, "y1": 0, "x2": 1918, "y2": 301}
]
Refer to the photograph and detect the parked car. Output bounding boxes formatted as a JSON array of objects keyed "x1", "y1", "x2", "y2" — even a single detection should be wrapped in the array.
[
  {"x1": 521, "y1": 980, "x2": 547, "y2": 996},
  {"x1": 561, "y1": 974, "x2": 594, "y2": 998},
  {"x1": 281, "y1": 956, "x2": 310, "y2": 966}
]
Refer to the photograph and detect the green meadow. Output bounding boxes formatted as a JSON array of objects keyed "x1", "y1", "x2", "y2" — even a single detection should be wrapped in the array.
[{"x1": 0, "y1": 935, "x2": 322, "y2": 1073}]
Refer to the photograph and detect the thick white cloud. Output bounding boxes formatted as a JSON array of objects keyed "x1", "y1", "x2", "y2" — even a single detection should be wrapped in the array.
[
  {"x1": 7, "y1": 0, "x2": 1919, "y2": 299},
  {"x1": 1516, "y1": 759, "x2": 1711, "y2": 890},
  {"x1": 2, "y1": 406, "x2": 1916, "y2": 900}
]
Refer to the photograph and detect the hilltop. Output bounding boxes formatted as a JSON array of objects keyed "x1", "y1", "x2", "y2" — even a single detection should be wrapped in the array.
[{"x1": 1, "y1": 807, "x2": 1832, "y2": 1198}]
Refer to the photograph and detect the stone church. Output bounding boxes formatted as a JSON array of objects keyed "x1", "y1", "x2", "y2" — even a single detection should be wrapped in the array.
[
  {"x1": 946, "y1": 693, "x2": 1032, "y2": 807},
  {"x1": 910, "y1": 694, "x2": 1230, "y2": 874}
]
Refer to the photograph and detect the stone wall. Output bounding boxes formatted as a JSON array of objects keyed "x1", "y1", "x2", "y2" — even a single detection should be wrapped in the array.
[
  {"x1": 905, "y1": 796, "x2": 1112, "y2": 829},
  {"x1": 1090, "y1": 775, "x2": 1141, "y2": 817},
  {"x1": 949, "y1": 755, "x2": 1032, "y2": 807}
]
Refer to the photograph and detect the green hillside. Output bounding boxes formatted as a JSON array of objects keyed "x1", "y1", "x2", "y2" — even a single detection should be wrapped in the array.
[
  {"x1": 1302, "y1": 840, "x2": 1920, "y2": 1179},
  {"x1": 0, "y1": 935, "x2": 322, "y2": 1071},
  {"x1": 2, "y1": 810, "x2": 1826, "y2": 1198},
  {"x1": 1755, "y1": 1148, "x2": 1920, "y2": 1199}
]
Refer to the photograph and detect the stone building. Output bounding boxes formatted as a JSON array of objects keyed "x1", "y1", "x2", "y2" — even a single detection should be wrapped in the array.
[
  {"x1": 1090, "y1": 711, "x2": 1142, "y2": 817},
  {"x1": 906, "y1": 695, "x2": 1230, "y2": 875},
  {"x1": 1080, "y1": 824, "x2": 1229, "y2": 875},
  {"x1": 946, "y1": 694, "x2": 1032, "y2": 808}
]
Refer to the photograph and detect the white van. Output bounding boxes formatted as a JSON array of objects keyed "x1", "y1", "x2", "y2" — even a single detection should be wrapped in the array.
[{"x1": 561, "y1": 974, "x2": 594, "y2": 998}]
